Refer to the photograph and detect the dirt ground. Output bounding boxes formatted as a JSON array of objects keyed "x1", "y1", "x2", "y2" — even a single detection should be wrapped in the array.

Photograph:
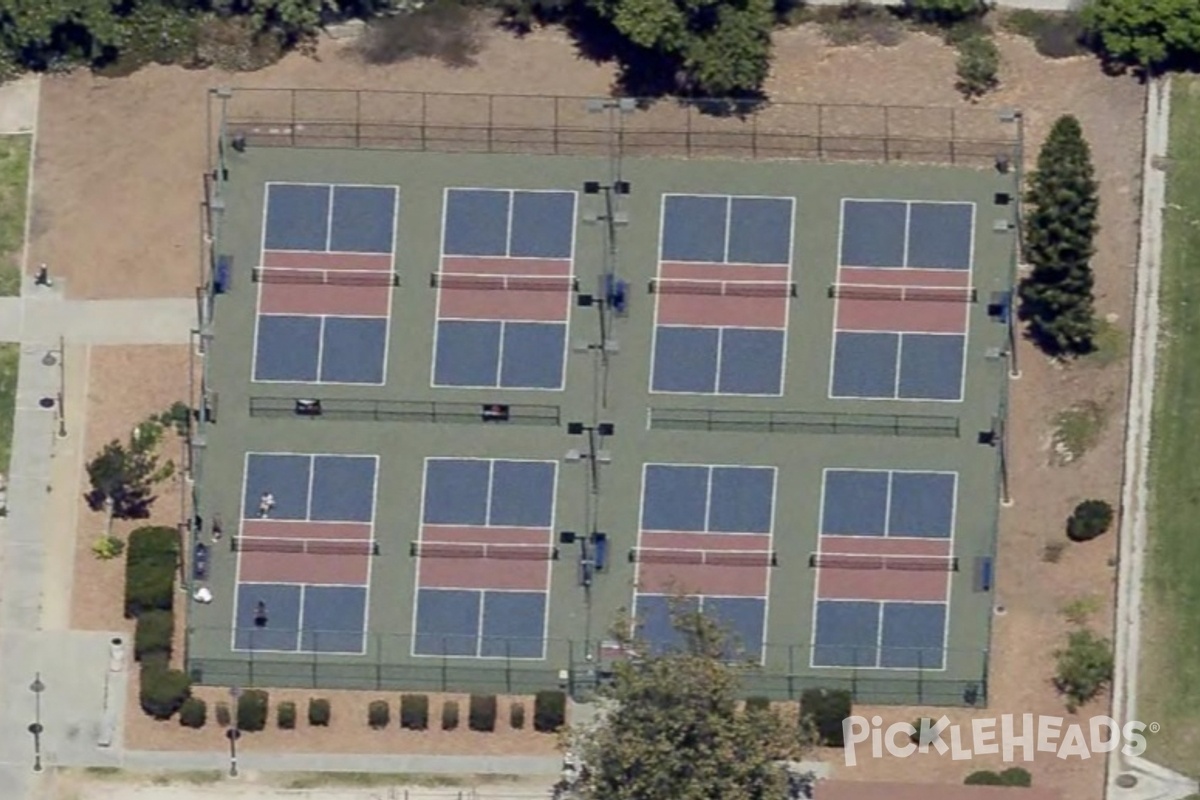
[{"x1": 39, "y1": 16, "x2": 1146, "y2": 800}]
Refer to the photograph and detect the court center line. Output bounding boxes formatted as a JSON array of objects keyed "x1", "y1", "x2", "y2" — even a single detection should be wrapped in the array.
[
  {"x1": 505, "y1": 189, "x2": 515, "y2": 258},
  {"x1": 305, "y1": 454, "x2": 317, "y2": 521},
  {"x1": 875, "y1": 601, "x2": 886, "y2": 668},
  {"x1": 495, "y1": 321, "x2": 507, "y2": 388},
  {"x1": 475, "y1": 589, "x2": 487, "y2": 658},
  {"x1": 295, "y1": 584, "x2": 307, "y2": 652},
  {"x1": 902, "y1": 200, "x2": 912, "y2": 268},
  {"x1": 484, "y1": 460, "x2": 496, "y2": 527},
  {"x1": 722, "y1": 196, "x2": 733, "y2": 263},
  {"x1": 882, "y1": 470, "x2": 895, "y2": 537},
  {"x1": 703, "y1": 466, "x2": 714, "y2": 533},
  {"x1": 892, "y1": 332, "x2": 905, "y2": 399}
]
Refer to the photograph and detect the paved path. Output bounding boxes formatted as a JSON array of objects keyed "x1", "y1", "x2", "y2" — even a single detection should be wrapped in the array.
[{"x1": 1107, "y1": 77, "x2": 1199, "y2": 800}]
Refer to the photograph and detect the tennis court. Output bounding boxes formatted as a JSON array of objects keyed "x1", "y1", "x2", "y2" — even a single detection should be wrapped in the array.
[
  {"x1": 252, "y1": 182, "x2": 399, "y2": 385},
  {"x1": 830, "y1": 199, "x2": 976, "y2": 402},
  {"x1": 810, "y1": 468, "x2": 956, "y2": 669},
  {"x1": 410, "y1": 457, "x2": 558, "y2": 659},
  {"x1": 431, "y1": 188, "x2": 577, "y2": 390},
  {"x1": 232, "y1": 452, "x2": 379, "y2": 654},
  {"x1": 650, "y1": 194, "x2": 795, "y2": 396}
]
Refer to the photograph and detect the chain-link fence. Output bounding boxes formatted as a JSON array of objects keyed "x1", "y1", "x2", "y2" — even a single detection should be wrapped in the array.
[
  {"x1": 218, "y1": 89, "x2": 1019, "y2": 167},
  {"x1": 186, "y1": 628, "x2": 988, "y2": 707}
]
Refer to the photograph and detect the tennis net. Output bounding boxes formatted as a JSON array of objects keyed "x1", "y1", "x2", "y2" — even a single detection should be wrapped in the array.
[
  {"x1": 828, "y1": 284, "x2": 976, "y2": 302},
  {"x1": 410, "y1": 541, "x2": 559, "y2": 560},
  {"x1": 629, "y1": 548, "x2": 776, "y2": 567},
  {"x1": 233, "y1": 537, "x2": 379, "y2": 556},
  {"x1": 252, "y1": 267, "x2": 399, "y2": 287},
  {"x1": 430, "y1": 273, "x2": 578, "y2": 292},
  {"x1": 650, "y1": 278, "x2": 796, "y2": 298},
  {"x1": 809, "y1": 553, "x2": 958, "y2": 571}
]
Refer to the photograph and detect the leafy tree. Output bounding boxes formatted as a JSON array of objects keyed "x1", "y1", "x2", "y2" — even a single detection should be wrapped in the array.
[
  {"x1": 1054, "y1": 628, "x2": 1114, "y2": 711},
  {"x1": 572, "y1": 611, "x2": 808, "y2": 800},
  {"x1": 955, "y1": 34, "x2": 1000, "y2": 99},
  {"x1": 1066, "y1": 499, "x2": 1114, "y2": 542},
  {"x1": 85, "y1": 417, "x2": 175, "y2": 521},
  {"x1": 1018, "y1": 115, "x2": 1100, "y2": 356},
  {"x1": 1081, "y1": 0, "x2": 1200, "y2": 72},
  {"x1": 904, "y1": 0, "x2": 988, "y2": 24},
  {"x1": 588, "y1": 0, "x2": 775, "y2": 96}
]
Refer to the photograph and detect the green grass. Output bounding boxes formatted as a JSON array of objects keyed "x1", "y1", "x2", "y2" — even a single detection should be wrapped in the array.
[
  {"x1": 277, "y1": 773, "x2": 500, "y2": 789},
  {"x1": 1060, "y1": 594, "x2": 1102, "y2": 626},
  {"x1": 1083, "y1": 317, "x2": 1127, "y2": 368},
  {"x1": 1051, "y1": 400, "x2": 1106, "y2": 465},
  {"x1": 1140, "y1": 76, "x2": 1200, "y2": 776},
  {"x1": 0, "y1": 343, "x2": 18, "y2": 474},
  {"x1": 0, "y1": 135, "x2": 30, "y2": 296},
  {"x1": 149, "y1": 770, "x2": 224, "y2": 785}
]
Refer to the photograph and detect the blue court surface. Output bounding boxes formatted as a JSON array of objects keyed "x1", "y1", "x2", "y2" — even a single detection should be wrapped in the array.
[
  {"x1": 635, "y1": 594, "x2": 767, "y2": 660},
  {"x1": 811, "y1": 600, "x2": 948, "y2": 669},
  {"x1": 641, "y1": 464, "x2": 775, "y2": 534},
  {"x1": 821, "y1": 469, "x2": 956, "y2": 538},
  {"x1": 264, "y1": 183, "x2": 398, "y2": 254},
  {"x1": 255, "y1": 315, "x2": 388, "y2": 385},
  {"x1": 433, "y1": 320, "x2": 566, "y2": 390},
  {"x1": 442, "y1": 188, "x2": 576, "y2": 259},
  {"x1": 839, "y1": 199, "x2": 975, "y2": 270},
  {"x1": 422, "y1": 458, "x2": 557, "y2": 527},
  {"x1": 651, "y1": 326, "x2": 785, "y2": 395},
  {"x1": 242, "y1": 453, "x2": 378, "y2": 522},
  {"x1": 413, "y1": 589, "x2": 547, "y2": 658},
  {"x1": 830, "y1": 331, "x2": 965, "y2": 401},
  {"x1": 660, "y1": 194, "x2": 794, "y2": 265},
  {"x1": 233, "y1": 583, "x2": 369, "y2": 654}
]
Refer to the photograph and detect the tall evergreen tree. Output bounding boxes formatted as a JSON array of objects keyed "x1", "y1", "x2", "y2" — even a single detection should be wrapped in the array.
[{"x1": 1019, "y1": 115, "x2": 1100, "y2": 355}]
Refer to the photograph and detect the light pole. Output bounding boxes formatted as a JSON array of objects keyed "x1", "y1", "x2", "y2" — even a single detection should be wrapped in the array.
[
  {"x1": 227, "y1": 686, "x2": 242, "y2": 777},
  {"x1": 29, "y1": 673, "x2": 44, "y2": 772}
]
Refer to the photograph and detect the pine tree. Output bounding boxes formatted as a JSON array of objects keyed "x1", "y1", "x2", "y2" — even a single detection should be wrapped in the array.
[{"x1": 1019, "y1": 115, "x2": 1100, "y2": 355}]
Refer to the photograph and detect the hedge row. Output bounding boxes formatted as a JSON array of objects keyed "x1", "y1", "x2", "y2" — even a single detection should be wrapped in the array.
[
  {"x1": 126, "y1": 526, "x2": 189, "y2": 721},
  {"x1": 124, "y1": 526, "x2": 178, "y2": 618}
]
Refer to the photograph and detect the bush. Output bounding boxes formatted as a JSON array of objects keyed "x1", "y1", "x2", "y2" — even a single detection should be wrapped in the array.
[
  {"x1": 1000, "y1": 10, "x2": 1088, "y2": 59},
  {"x1": 1000, "y1": 767, "x2": 1033, "y2": 787},
  {"x1": 1067, "y1": 500, "x2": 1114, "y2": 542},
  {"x1": 442, "y1": 700, "x2": 460, "y2": 731},
  {"x1": 124, "y1": 526, "x2": 178, "y2": 618},
  {"x1": 469, "y1": 694, "x2": 497, "y2": 732},
  {"x1": 1081, "y1": 0, "x2": 1200, "y2": 72},
  {"x1": 965, "y1": 771, "x2": 1005, "y2": 785},
  {"x1": 92, "y1": 535, "x2": 125, "y2": 560},
  {"x1": 134, "y1": 609, "x2": 174, "y2": 661},
  {"x1": 800, "y1": 688, "x2": 852, "y2": 747},
  {"x1": 955, "y1": 35, "x2": 1000, "y2": 99},
  {"x1": 509, "y1": 701, "x2": 526, "y2": 730},
  {"x1": 903, "y1": 0, "x2": 987, "y2": 24},
  {"x1": 309, "y1": 698, "x2": 331, "y2": 727},
  {"x1": 277, "y1": 701, "x2": 296, "y2": 730},
  {"x1": 1054, "y1": 628, "x2": 1114, "y2": 711},
  {"x1": 369, "y1": 700, "x2": 390, "y2": 730},
  {"x1": 358, "y1": 2, "x2": 482, "y2": 69},
  {"x1": 215, "y1": 701, "x2": 231, "y2": 727},
  {"x1": 139, "y1": 664, "x2": 191, "y2": 720},
  {"x1": 179, "y1": 697, "x2": 207, "y2": 728},
  {"x1": 533, "y1": 690, "x2": 566, "y2": 733},
  {"x1": 237, "y1": 690, "x2": 269, "y2": 732},
  {"x1": 910, "y1": 717, "x2": 940, "y2": 744},
  {"x1": 745, "y1": 696, "x2": 771, "y2": 714},
  {"x1": 401, "y1": 694, "x2": 429, "y2": 731}
]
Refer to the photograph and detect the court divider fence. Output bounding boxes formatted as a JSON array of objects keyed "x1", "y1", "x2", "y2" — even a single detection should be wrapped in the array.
[
  {"x1": 648, "y1": 407, "x2": 961, "y2": 438},
  {"x1": 185, "y1": 628, "x2": 989, "y2": 708},
  {"x1": 248, "y1": 396, "x2": 562, "y2": 426},
  {"x1": 214, "y1": 89, "x2": 1020, "y2": 168}
]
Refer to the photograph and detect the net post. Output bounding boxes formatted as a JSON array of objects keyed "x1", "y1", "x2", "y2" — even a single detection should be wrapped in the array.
[{"x1": 917, "y1": 648, "x2": 924, "y2": 705}]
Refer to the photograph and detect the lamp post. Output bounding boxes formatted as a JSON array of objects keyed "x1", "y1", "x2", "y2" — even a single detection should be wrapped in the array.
[
  {"x1": 29, "y1": 673, "x2": 44, "y2": 773},
  {"x1": 227, "y1": 686, "x2": 242, "y2": 777}
]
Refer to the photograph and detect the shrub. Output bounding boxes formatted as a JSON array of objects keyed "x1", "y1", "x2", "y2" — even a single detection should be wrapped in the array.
[
  {"x1": 800, "y1": 688, "x2": 852, "y2": 747},
  {"x1": 134, "y1": 609, "x2": 174, "y2": 662},
  {"x1": 1081, "y1": 0, "x2": 1200, "y2": 72},
  {"x1": 215, "y1": 701, "x2": 231, "y2": 727},
  {"x1": 124, "y1": 526, "x2": 178, "y2": 618},
  {"x1": 955, "y1": 35, "x2": 1000, "y2": 99},
  {"x1": 745, "y1": 696, "x2": 771, "y2": 714},
  {"x1": 965, "y1": 770, "x2": 1005, "y2": 785},
  {"x1": 277, "y1": 701, "x2": 296, "y2": 730},
  {"x1": 533, "y1": 690, "x2": 566, "y2": 733},
  {"x1": 179, "y1": 697, "x2": 207, "y2": 728},
  {"x1": 442, "y1": 700, "x2": 460, "y2": 731},
  {"x1": 309, "y1": 698, "x2": 331, "y2": 727},
  {"x1": 139, "y1": 664, "x2": 191, "y2": 720},
  {"x1": 910, "y1": 717, "x2": 940, "y2": 744},
  {"x1": 237, "y1": 689, "x2": 269, "y2": 732},
  {"x1": 1000, "y1": 767, "x2": 1033, "y2": 787},
  {"x1": 903, "y1": 0, "x2": 987, "y2": 25},
  {"x1": 92, "y1": 535, "x2": 125, "y2": 560},
  {"x1": 368, "y1": 700, "x2": 390, "y2": 730},
  {"x1": 401, "y1": 694, "x2": 429, "y2": 731},
  {"x1": 509, "y1": 701, "x2": 526, "y2": 730},
  {"x1": 1054, "y1": 628, "x2": 1114, "y2": 711},
  {"x1": 469, "y1": 694, "x2": 497, "y2": 732},
  {"x1": 1067, "y1": 500, "x2": 1114, "y2": 542}
]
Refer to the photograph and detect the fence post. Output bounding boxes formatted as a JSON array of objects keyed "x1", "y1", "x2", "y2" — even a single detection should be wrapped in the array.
[
  {"x1": 817, "y1": 104, "x2": 825, "y2": 161},
  {"x1": 420, "y1": 92, "x2": 428, "y2": 151},
  {"x1": 506, "y1": 640, "x2": 513, "y2": 693},
  {"x1": 883, "y1": 106, "x2": 890, "y2": 162},
  {"x1": 916, "y1": 648, "x2": 924, "y2": 705},
  {"x1": 554, "y1": 97, "x2": 561, "y2": 155},
  {"x1": 686, "y1": 105, "x2": 693, "y2": 158},
  {"x1": 312, "y1": 631, "x2": 319, "y2": 688},
  {"x1": 290, "y1": 89, "x2": 297, "y2": 147},
  {"x1": 949, "y1": 108, "x2": 957, "y2": 165},
  {"x1": 752, "y1": 112, "x2": 759, "y2": 160},
  {"x1": 355, "y1": 91, "x2": 362, "y2": 148},
  {"x1": 487, "y1": 95, "x2": 495, "y2": 153},
  {"x1": 788, "y1": 645, "x2": 796, "y2": 700}
]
